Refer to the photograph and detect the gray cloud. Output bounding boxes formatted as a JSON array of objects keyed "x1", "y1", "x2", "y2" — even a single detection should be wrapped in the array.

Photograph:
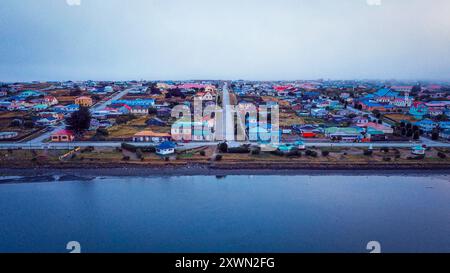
[{"x1": 0, "y1": 0, "x2": 449, "y2": 81}]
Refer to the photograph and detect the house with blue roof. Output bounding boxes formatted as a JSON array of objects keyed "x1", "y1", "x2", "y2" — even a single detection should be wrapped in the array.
[
  {"x1": 156, "y1": 141, "x2": 176, "y2": 155},
  {"x1": 54, "y1": 104, "x2": 80, "y2": 114},
  {"x1": 414, "y1": 119, "x2": 437, "y2": 133},
  {"x1": 19, "y1": 90, "x2": 43, "y2": 98},
  {"x1": 409, "y1": 102, "x2": 429, "y2": 120},
  {"x1": 373, "y1": 88, "x2": 400, "y2": 99},
  {"x1": 32, "y1": 104, "x2": 49, "y2": 111},
  {"x1": 438, "y1": 121, "x2": 450, "y2": 130},
  {"x1": 440, "y1": 129, "x2": 450, "y2": 140},
  {"x1": 111, "y1": 99, "x2": 155, "y2": 107}
]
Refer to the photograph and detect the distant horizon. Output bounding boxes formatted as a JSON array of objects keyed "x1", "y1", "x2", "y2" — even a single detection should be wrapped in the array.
[
  {"x1": 1, "y1": 0, "x2": 450, "y2": 81},
  {"x1": 1, "y1": 77, "x2": 450, "y2": 84}
]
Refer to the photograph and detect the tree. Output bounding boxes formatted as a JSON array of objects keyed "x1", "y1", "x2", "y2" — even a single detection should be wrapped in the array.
[
  {"x1": 411, "y1": 84, "x2": 421, "y2": 96},
  {"x1": 69, "y1": 86, "x2": 83, "y2": 96},
  {"x1": 372, "y1": 110, "x2": 381, "y2": 119},
  {"x1": 24, "y1": 120, "x2": 35, "y2": 129},
  {"x1": 406, "y1": 129, "x2": 414, "y2": 138},
  {"x1": 10, "y1": 120, "x2": 22, "y2": 127},
  {"x1": 96, "y1": 128, "x2": 109, "y2": 137},
  {"x1": 400, "y1": 121, "x2": 406, "y2": 128},
  {"x1": 401, "y1": 128, "x2": 407, "y2": 136},
  {"x1": 413, "y1": 131, "x2": 420, "y2": 140},
  {"x1": 67, "y1": 107, "x2": 92, "y2": 134},
  {"x1": 436, "y1": 114, "x2": 448, "y2": 122},
  {"x1": 431, "y1": 132, "x2": 439, "y2": 140}
]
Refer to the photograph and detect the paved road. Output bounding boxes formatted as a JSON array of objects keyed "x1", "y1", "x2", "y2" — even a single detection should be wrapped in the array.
[
  {"x1": 2, "y1": 139, "x2": 450, "y2": 150},
  {"x1": 222, "y1": 83, "x2": 235, "y2": 141},
  {"x1": 346, "y1": 105, "x2": 392, "y2": 127}
]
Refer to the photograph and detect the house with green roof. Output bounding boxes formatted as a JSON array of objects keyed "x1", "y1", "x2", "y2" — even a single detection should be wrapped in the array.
[{"x1": 325, "y1": 127, "x2": 363, "y2": 142}]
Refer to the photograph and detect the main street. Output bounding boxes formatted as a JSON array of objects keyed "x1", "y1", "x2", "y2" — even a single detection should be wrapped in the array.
[{"x1": 222, "y1": 82, "x2": 236, "y2": 141}]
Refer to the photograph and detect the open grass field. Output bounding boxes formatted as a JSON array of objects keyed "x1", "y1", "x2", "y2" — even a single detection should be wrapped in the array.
[
  {"x1": 279, "y1": 112, "x2": 306, "y2": 126},
  {"x1": 384, "y1": 114, "x2": 418, "y2": 123}
]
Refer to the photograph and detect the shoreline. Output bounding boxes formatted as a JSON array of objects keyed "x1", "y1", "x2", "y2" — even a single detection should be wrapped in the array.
[{"x1": 1, "y1": 163, "x2": 450, "y2": 178}]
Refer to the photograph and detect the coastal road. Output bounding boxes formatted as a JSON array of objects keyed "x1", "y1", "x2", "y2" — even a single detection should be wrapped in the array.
[{"x1": 2, "y1": 140, "x2": 450, "y2": 150}]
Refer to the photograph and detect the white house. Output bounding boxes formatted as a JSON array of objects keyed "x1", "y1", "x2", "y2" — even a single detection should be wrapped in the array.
[{"x1": 156, "y1": 141, "x2": 176, "y2": 155}]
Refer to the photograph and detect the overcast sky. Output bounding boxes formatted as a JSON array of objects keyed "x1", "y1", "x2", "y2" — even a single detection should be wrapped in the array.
[{"x1": 0, "y1": 0, "x2": 449, "y2": 81}]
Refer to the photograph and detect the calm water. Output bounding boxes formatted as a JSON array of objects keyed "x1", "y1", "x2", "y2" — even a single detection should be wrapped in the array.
[{"x1": 0, "y1": 174, "x2": 449, "y2": 253}]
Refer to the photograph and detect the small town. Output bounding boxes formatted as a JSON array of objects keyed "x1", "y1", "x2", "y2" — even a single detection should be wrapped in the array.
[
  {"x1": 1, "y1": 0, "x2": 449, "y2": 257},
  {"x1": 1, "y1": 79, "x2": 449, "y2": 170}
]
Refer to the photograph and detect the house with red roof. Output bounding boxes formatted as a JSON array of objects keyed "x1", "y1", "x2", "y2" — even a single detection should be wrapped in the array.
[{"x1": 51, "y1": 130, "x2": 75, "y2": 142}]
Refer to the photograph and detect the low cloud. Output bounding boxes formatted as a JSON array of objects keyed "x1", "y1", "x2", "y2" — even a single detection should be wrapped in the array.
[
  {"x1": 66, "y1": 0, "x2": 81, "y2": 6},
  {"x1": 367, "y1": 0, "x2": 382, "y2": 6}
]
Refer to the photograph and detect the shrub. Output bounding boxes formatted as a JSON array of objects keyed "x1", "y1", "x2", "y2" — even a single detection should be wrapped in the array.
[
  {"x1": 227, "y1": 147, "x2": 250, "y2": 154},
  {"x1": 136, "y1": 149, "x2": 143, "y2": 160},
  {"x1": 437, "y1": 152, "x2": 447, "y2": 159},
  {"x1": 286, "y1": 150, "x2": 300, "y2": 157},
  {"x1": 218, "y1": 142, "x2": 228, "y2": 153},
  {"x1": 199, "y1": 150, "x2": 206, "y2": 156},
  {"x1": 122, "y1": 156, "x2": 130, "y2": 161},
  {"x1": 321, "y1": 150, "x2": 330, "y2": 157},
  {"x1": 23, "y1": 121, "x2": 34, "y2": 128},
  {"x1": 407, "y1": 155, "x2": 425, "y2": 160},
  {"x1": 122, "y1": 143, "x2": 156, "y2": 153},
  {"x1": 96, "y1": 128, "x2": 109, "y2": 137},
  {"x1": 363, "y1": 150, "x2": 373, "y2": 156},
  {"x1": 270, "y1": 150, "x2": 285, "y2": 157},
  {"x1": 251, "y1": 148, "x2": 261, "y2": 155},
  {"x1": 116, "y1": 114, "x2": 136, "y2": 125},
  {"x1": 10, "y1": 120, "x2": 21, "y2": 127},
  {"x1": 121, "y1": 143, "x2": 137, "y2": 152},
  {"x1": 215, "y1": 155, "x2": 223, "y2": 161},
  {"x1": 142, "y1": 146, "x2": 156, "y2": 153},
  {"x1": 305, "y1": 150, "x2": 318, "y2": 157}
]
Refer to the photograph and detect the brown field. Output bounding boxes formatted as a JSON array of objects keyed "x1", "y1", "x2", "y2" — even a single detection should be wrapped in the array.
[
  {"x1": 279, "y1": 112, "x2": 305, "y2": 126},
  {"x1": 55, "y1": 96, "x2": 76, "y2": 104},
  {"x1": 384, "y1": 114, "x2": 417, "y2": 123}
]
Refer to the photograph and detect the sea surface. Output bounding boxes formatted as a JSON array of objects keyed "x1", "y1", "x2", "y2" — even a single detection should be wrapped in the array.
[{"x1": 0, "y1": 173, "x2": 449, "y2": 253}]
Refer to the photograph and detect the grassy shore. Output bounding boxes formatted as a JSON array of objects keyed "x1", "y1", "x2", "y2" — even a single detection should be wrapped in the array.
[{"x1": 1, "y1": 146, "x2": 449, "y2": 174}]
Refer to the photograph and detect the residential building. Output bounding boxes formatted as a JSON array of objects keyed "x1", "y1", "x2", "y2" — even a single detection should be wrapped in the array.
[
  {"x1": 409, "y1": 102, "x2": 429, "y2": 120},
  {"x1": 156, "y1": 141, "x2": 176, "y2": 155},
  {"x1": 133, "y1": 131, "x2": 171, "y2": 143},
  {"x1": 0, "y1": 132, "x2": 18, "y2": 140},
  {"x1": 75, "y1": 96, "x2": 93, "y2": 107},
  {"x1": 51, "y1": 130, "x2": 75, "y2": 142}
]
